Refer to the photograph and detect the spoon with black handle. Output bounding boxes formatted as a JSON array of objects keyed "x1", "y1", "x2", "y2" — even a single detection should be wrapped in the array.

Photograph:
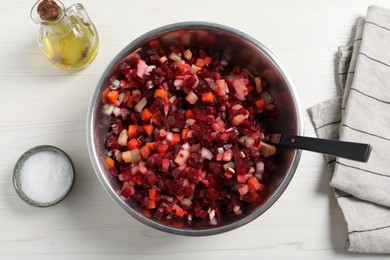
[{"x1": 267, "y1": 134, "x2": 372, "y2": 162}]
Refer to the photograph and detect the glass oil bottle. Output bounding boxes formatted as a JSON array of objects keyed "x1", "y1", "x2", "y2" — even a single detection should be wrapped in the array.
[{"x1": 31, "y1": 0, "x2": 99, "y2": 71}]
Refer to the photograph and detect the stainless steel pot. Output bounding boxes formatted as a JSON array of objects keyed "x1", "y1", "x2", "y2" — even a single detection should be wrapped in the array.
[{"x1": 87, "y1": 22, "x2": 304, "y2": 235}]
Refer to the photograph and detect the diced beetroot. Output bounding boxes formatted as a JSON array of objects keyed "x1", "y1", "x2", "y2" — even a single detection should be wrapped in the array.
[
  {"x1": 222, "y1": 149, "x2": 233, "y2": 162},
  {"x1": 102, "y1": 45, "x2": 277, "y2": 227},
  {"x1": 109, "y1": 167, "x2": 119, "y2": 177},
  {"x1": 238, "y1": 184, "x2": 249, "y2": 196},
  {"x1": 136, "y1": 60, "x2": 148, "y2": 78},
  {"x1": 237, "y1": 174, "x2": 247, "y2": 184},
  {"x1": 161, "y1": 158, "x2": 170, "y2": 171}
]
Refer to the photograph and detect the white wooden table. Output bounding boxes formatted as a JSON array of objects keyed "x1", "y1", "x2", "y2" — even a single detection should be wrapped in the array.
[{"x1": 1, "y1": 0, "x2": 389, "y2": 259}]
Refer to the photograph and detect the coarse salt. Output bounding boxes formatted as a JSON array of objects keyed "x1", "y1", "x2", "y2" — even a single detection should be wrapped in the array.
[{"x1": 19, "y1": 150, "x2": 73, "y2": 204}]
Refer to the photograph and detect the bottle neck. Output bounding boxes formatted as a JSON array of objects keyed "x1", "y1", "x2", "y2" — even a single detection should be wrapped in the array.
[
  {"x1": 44, "y1": 14, "x2": 71, "y2": 36},
  {"x1": 31, "y1": 0, "x2": 71, "y2": 35}
]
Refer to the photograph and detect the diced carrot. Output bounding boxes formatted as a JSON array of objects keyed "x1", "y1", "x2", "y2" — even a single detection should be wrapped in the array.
[
  {"x1": 105, "y1": 157, "x2": 115, "y2": 169},
  {"x1": 139, "y1": 145, "x2": 151, "y2": 159},
  {"x1": 255, "y1": 98, "x2": 266, "y2": 110},
  {"x1": 156, "y1": 143, "x2": 169, "y2": 153},
  {"x1": 107, "y1": 90, "x2": 119, "y2": 103},
  {"x1": 127, "y1": 138, "x2": 141, "y2": 150},
  {"x1": 149, "y1": 189, "x2": 157, "y2": 200},
  {"x1": 182, "y1": 129, "x2": 189, "y2": 140},
  {"x1": 175, "y1": 208, "x2": 185, "y2": 217},
  {"x1": 203, "y1": 56, "x2": 212, "y2": 66},
  {"x1": 133, "y1": 175, "x2": 143, "y2": 185},
  {"x1": 122, "y1": 91, "x2": 130, "y2": 104},
  {"x1": 247, "y1": 176, "x2": 262, "y2": 191},
  {"x1": 152, "y1": 111, "x2": 160, "y2": 118},
  {"x1": 142, "y1": 208, "x2": 152, "y2": 218},
  {"x1": 164, "y1": 208, "x2": 173, "y2": 215},
  {"x1": 146, "y1": 142, "x2": 156, "y2": 150},
  {"x1": 146, "y1": 199, "x2": 156, "y2": 209},
  {"x1": 101, "y1": 87, "x2": 110, "y2": 103},
  {"x1": 247, "y1": 85, "x2": 254, "y2": 93},
  {"x1": 178, "y1": 63, "x2": 191, "y2": 73},
  {"x1": 202, "y1": 92, "x2": 215, "y2": 103},
  {"x1": 195, "y1": 58, "x2": 205, "y2": 67},
  {"x1": 249, "y1": 190, "x2": 260, "y2": 201},
  {"x1": 186, "y1": 109, "x2": 193, "y2": 119},
  {"x1": 154, "y1": 89, "x2": 168, "y2": 101},
  {"x1": 143, "y1": 124, "x2": 154, "y2": 136},
  {"x1": 149, "y1": 39, "x2": 161, "y2": 50},
  {"x1": 126, "y1": 95, "x2": 136, "y2": 108},
  {"x1": 141, "y1": 108, "x2": 153, "y2": 121},
  {"x1": 195, "y1": 57, "x2": 212, "y2": 67},
  {"x1": 128, "y1": 125, "x2": 138, "y2": 137},
  {"x1": 170, "y1": 133, "x2": 181, "y2": 146}
]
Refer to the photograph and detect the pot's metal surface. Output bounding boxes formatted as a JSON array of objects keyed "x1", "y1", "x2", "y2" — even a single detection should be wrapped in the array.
[{"x1": 87, "y1": 22, "x2": 304, "y2": 235}]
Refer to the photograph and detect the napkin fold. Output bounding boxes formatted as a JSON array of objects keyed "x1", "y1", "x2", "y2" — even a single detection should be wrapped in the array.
[{"x1": 308, "y1": 5, "x2": 390, "y2": 254}]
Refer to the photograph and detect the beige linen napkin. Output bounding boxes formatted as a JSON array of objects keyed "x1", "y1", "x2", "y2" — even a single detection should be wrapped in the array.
[{"x1": 308, "y1": 5, "x2": 390, "y2": 253}]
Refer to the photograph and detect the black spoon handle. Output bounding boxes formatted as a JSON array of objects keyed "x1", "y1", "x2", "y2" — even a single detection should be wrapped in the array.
[{"x1": 269, "y1": 134, "x2": 372, "y2": 162}]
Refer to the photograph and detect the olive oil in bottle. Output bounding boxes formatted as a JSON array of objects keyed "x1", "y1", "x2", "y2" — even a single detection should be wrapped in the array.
[{"x1": 31, "y1": 0, "x2": 99, "y2": 71}]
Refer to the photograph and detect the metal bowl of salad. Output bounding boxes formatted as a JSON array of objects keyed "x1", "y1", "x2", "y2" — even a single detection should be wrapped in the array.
[{"x1": 87, "y1": 22, "x2": 304, "y2": 235}]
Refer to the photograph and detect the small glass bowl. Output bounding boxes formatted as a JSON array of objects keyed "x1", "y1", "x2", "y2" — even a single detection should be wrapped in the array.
[{"x1": 13, "y1": 145, "x2": 75, "y2": 207}]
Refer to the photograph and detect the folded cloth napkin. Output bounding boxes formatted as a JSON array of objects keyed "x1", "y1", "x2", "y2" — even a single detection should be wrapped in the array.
[{"x1": 308, "y1": 5, "x2": 390, "y2": 254}]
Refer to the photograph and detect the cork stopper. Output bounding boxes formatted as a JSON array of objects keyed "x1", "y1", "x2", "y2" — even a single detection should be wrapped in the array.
[{"x1": 37, "y1": 0, "x2": 60, "y2": 21}]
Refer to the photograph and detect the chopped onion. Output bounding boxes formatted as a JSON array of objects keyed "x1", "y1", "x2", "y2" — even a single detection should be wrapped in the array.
[
  {"x1": 145, "y1": 65, "x2": 156, "y2": 75},
  {"x1": 110, "y1": 79, "x2": 120, "y2": 90},
  {"x1": 209, "y1": 209, "x2": 216, "y2": 220},
  {"x1": 185, "y1": 119, "x2": 196, "y2": 126},
  {"x1": 159, "y1": 56, "x2": 167, "y2": 63},
  {"x1": 103, "y1": 104, "x2": 114, "y2": 116},
  {"x1": 186, "y1": 91, "x2": 198, "y2": 105},
  {"x1": 238, "y1": 135, "x2": 248, "y2": 145},
  {"x1": 200, "y1": 147, "x2": 213, "y2": 160},
  {"x1": 255, "y1": 162, "x2": 265, "y2": 179},
  {"x1": 117, "y1": 129, "x2": 128, "y2": 146},
  {"x1": 174, "y1": 79, "x2": 184, "y2": 88},
  {"x1": 166, "y1": 132, "x2": 173, "y2": 142},
  {"x1": 169, "y1": 52, "x2": 181, "y2": 61},
  {"x1": 183, "y1": 49, "x2": 192, "y2": 60},
  {"x1": 232, "y1": 104, "x2": 243, "y2": 111},
  {"x1": 181, "y1": 198, "x2": 192, "y2": 207},
  {"x1": 113, "y1": 107, "x2": 121, "y2": 117},
  {"x1": 134, "y1": 97, "x2": 147, "y2": 112},
  {"x1": 182, "y1": 142, "x2": 190, "y2": 150},
  {"x1": 191, "y1": 65, "x2": 201, "y2": 74},
  {"x1": 118, "y1": 92, "x2": 125, "y2": 104}
]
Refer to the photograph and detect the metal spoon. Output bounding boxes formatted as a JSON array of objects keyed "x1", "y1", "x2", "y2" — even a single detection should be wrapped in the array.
[{"x1": 267, "y1": 134, "x2": 372, "y2": 162}]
